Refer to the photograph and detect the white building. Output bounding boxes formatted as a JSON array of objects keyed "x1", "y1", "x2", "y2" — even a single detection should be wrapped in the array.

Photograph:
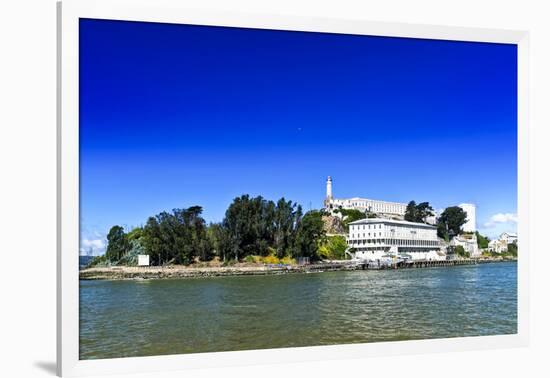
[
  {"x1": 458, "y1": 203, "x2": 477, "y2": 232},
  {"x1": 500, "y1": 232, "x2": 518, "y2": 244},
  {"x1": 488, "y1": 239, "x2": 508, "y2": 253},
  {"x1": 347, "y1": 218, "x2": 445, "y2": 262},
  {"x1": 424, "y1": 211, "x2": 438, "y2": 226},
  {"x1": 450, "y1": 233, "x2": 481, "y2": 258},
  {"x1": 488, "y1": 232, "x2": 517, "y2": 253},
  {"x1": 324, "y1": 177, "x2": 407, "y2": 219}
]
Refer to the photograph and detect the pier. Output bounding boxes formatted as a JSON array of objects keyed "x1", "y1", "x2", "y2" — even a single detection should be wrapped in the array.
[
  {"x1": 356, "y1": 259, "x2": 478, "y2": 270},
  {"x1": 80, "y1": 259, "x2": 491, "y2": 280}
]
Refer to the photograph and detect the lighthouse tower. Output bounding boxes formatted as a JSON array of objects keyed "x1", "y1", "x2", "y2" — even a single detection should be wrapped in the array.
[{"x1": 326, "y1": 176, "x2": 333, "y2": 201}]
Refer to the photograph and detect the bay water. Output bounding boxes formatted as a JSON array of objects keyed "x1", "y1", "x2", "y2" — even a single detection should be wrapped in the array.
[{"x1": 80, "y1": 261, "x2": 517, "y2": 359}]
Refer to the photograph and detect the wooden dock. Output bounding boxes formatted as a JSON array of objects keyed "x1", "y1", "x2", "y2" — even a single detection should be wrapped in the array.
[
  {"x1": 297, "y1": 259, "x2": 479, "y2": 273},
  {"x1": 357, "y1": 259, "x2": 478, "y2": 270}
]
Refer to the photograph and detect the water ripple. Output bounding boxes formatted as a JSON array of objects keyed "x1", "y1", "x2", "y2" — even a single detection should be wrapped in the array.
[{"x1": 80, "y1": 262, "x2": 517, "y2": 359}]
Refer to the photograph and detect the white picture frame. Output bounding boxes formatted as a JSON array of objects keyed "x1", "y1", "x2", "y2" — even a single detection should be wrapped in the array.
[{"x1": 57, "y1": 0, "x2": 530, "y2": 376}]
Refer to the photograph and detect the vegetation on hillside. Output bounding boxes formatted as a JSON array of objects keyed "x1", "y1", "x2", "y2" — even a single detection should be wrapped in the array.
[
  {"x1": 475, "y1": 231, "x2": 490, "y2": 249},
  {"x1": 318, "y1": 235, "x2": 348, "y2": 260},
  {"x1": 91, "y1": 195, "x2": 327, "y2": 267},
  {"x1": 506, "y1": 242, "x2": 518, "y2": 257},
  {"x1": 341, "y1": 208, "x2": 366, "y2": 228},
  {"x1": 332, "y1": 208, "x2": 372, "y2": 231},
  {"x1": 481, "y1": 242, "x2": 518, "y2": 259},
  {"x1": 454, "y1": 245, "x2": 468, "y2": 258}
]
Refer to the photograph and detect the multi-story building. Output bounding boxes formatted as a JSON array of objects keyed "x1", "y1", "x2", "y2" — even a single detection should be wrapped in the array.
[
  {"x1": 324, "y1": 176, "x2": 407, "y2": 219},
  {"x1": 488, "y1": 239, "x2": 508, "y2": 253},
  {"x1": 450, "y1": 233, "x2": 480, "y2": 258},
  {"x1": 347, "y1": 218, "x2": 444, "y2": 262},
  {"x1": 325, "y1": 176, "x2": 477, "y2": 236},
  {"x1": 488, "y1": 232, "x2": 518, "y2": 253},
  {"x1": 500, "y1": 232, "x2": 518, "y2": 244},
  {"x1": 458, "y1": 203, "x2": 477, "y2": 232}
]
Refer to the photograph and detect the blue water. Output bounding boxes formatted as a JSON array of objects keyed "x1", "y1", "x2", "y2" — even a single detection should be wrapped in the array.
[{"x1": 79, "y1": 261, "x2": 517, "y2": 359}]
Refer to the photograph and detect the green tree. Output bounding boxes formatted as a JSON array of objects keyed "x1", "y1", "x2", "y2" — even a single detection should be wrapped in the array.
[
  {"x1": 292, "y1": 210, "x2": 325, "y2": 260},
  {"x1": 416, "y1": 202, "x2": 435, "y2": 222},
  {"x1": 214, "y1": 195, "x2": 307, "y2": 261},
  {"x1": 207, "y1": 223, "x2": 232, "y2": 262},
  {"x1": 338, "y1": 208, "x2": 367, "y2": 230},
  {"x1": 117, "y1": 239, "x2": 145, "y2": 266},
  {"x1": 126, "y1": 227, "x2": 144, "y2": 242},
  {"x1": 142, "y1": 216, "x2": 164, "y2": 265},
  {"x1": 437, "y1": 206, "x2": 467, "y2": 241},
  {"x1": 455, "y1": 245, "x2": 468, "y2": 258},
  {"x1": 173, "y1": 206, "x2": 211, "y2": 263},
  {"x1": 404, "y1": 201, "x2": 417, "y2": 222},
  {"x1": 87, "y1": 254, "x2": 108, "y2": 268},
  {"x1": 109, "y1": 195, "x2": 324, "y2": 265},
  {"x1": 223, "y1": 195, "x2": 272, "y2": 259},
  {"x1": 506, "y1": 243, "x2": 518, "y2": 257},
  {"x1": 318, "y1": 235, "x2": 348, "y2": 260},
  {"x1": 140, "y1": 206, "x2": 211, "y2": 265},
  {"x1": 273, "y1": 198, "x2": 302, "y2": 258},
  {"x1": 105, "y1": 225, "x2": 129, "y2": 262},
  {"x1": 405, "y1": 201, "x2": 434, "y2": 223},
  {"x1": 476, "y1": 231, "x2": 490, "y2": 249}
]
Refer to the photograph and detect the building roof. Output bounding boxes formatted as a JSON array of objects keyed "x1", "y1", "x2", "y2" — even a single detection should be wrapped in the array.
[
  {"x1": 348, "y1": 218, "x2": 437, "y2": 229},
  {"x1": 329, "y1": 197, "x2": 407, "y2": 206},
  {"x1": 501, "y1": 232, "x2": 518, "y2": 237}
]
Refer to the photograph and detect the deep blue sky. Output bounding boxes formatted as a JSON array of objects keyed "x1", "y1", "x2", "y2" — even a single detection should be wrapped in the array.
[{"x1": 79, "y1": 19, "x2": 517, "y2": 253}]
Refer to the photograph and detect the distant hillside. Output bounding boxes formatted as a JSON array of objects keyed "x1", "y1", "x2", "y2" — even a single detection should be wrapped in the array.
[{"x1": 79, "y1": 255, "x2": 95, "y2": 270}]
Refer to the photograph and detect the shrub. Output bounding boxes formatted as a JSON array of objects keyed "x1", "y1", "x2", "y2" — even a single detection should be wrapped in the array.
[
  {"x1": 280, "y1": 256, "x2": 296, "y2": 265},
  {"x1": 244, "y1": 255, "x2": 256, "y2": 263},
  {"x1": 222, "y1": 259, "x2": 237, "y2": 267},
  {"x1": 506, "y1": 243, "x2": 518, "y2": 257},
  {"x1": 261, "y1": 255, "x2": 280, "y2": 264},
  {"x1": 87, "y1": 254, "x2": 109, "y2": 268},
  {"x1": 318, "y1": 235, "x2": 348, "y2": 260},
  {"x1": 455, "y1": 245, "x2": 469, "y2": 258}
]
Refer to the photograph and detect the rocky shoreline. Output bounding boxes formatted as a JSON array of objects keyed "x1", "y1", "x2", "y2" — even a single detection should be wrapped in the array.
[
  {"x1": 79, "y1": 258, "x2": 515, "y2": 281},
  {"x1": 79, "y1": 262, "x2": 357, "y2": 280}
]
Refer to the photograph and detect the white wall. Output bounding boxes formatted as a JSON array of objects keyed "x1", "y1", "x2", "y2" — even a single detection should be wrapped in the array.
[
  {"x1": 459, "y1": 203, "x2": 477, "y2": 232},
  {"x1": 329, "y1": 198, "x2": 407, "y2": 215},
  {"x1": 137, "y1": 255, "x2": 150, "y2": 266},
  {"x1": 1, "y1": 1, "x2": 549, "y2": 378}
]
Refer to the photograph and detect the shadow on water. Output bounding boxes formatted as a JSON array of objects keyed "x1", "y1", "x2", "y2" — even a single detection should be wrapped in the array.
[{"x1": 34, "y1": 361, "x2": 56, "y2": 375}]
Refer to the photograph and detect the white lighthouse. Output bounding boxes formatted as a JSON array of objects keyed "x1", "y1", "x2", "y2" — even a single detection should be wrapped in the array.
[{"x1": 326, "y1": 176, "x2": 333, "y2": 200}]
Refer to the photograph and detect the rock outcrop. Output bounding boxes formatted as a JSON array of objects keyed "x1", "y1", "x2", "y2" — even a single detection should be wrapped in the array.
[{"x1": 322, "y1": 215, "x2": 346, "y2": 235}]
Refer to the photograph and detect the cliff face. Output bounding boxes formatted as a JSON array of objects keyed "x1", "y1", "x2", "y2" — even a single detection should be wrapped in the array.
[{"x1": 322, "y1": 215, "x2": 345, "y2": 235}]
